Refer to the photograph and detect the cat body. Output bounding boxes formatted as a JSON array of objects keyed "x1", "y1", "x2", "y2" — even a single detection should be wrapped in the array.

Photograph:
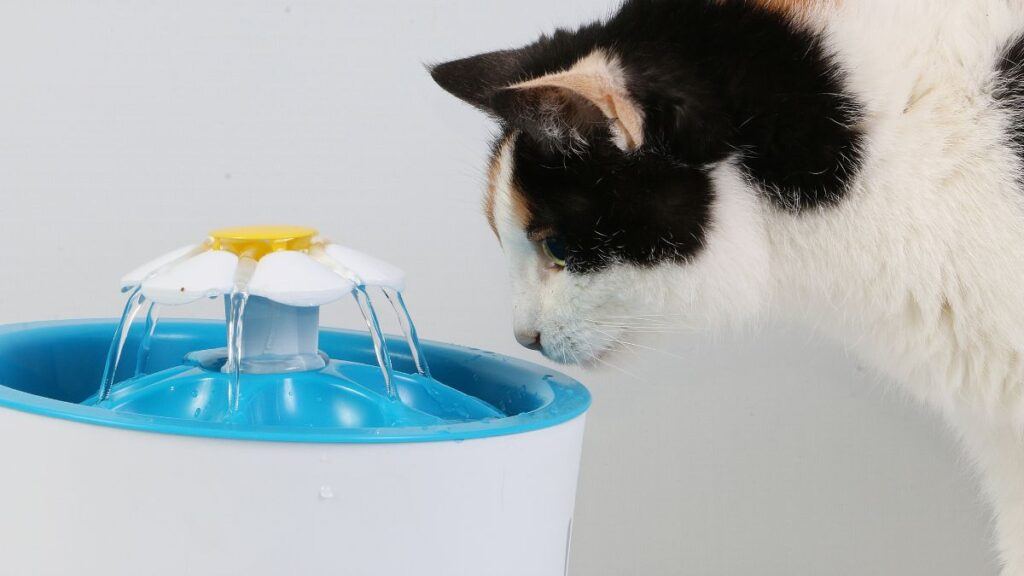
[{"x1": 432, "y1": 1, "x2": 1024, "y2": 572}]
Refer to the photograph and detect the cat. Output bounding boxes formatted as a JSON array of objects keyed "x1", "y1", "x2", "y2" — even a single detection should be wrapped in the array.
[{"x1": 429, "y1": 0, "x2": 1024, "y2": 573}]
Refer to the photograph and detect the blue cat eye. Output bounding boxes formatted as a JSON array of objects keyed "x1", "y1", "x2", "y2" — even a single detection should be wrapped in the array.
[{"x1": 542, "y1": 236, "x2": 568, "y2": 267}]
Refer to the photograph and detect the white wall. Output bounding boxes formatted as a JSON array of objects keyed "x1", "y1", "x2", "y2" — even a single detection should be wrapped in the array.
[{"x1": 0, "y1": 1, "x2": 996, "y2": 574}]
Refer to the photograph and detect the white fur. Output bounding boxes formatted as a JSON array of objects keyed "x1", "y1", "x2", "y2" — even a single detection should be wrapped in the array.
[{"x1": 491, "y1": 1, "x2": 1024, "y2": 572}]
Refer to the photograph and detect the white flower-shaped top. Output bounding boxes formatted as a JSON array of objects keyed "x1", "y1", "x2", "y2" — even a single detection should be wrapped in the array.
[{"x1": 120, "y1": 226, "x2": 406, "y2": 307}]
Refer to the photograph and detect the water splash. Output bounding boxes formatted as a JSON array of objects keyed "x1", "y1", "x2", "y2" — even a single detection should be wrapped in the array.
[
  {"x1": 354, "y1": 286, "x2": 397, "y2": 400},
  {"x1": 97, "y1": 287, "x2": 147, "y2": 402},
  {"x1": 383, "y1": 288, "x2": 430, "y2": 378},
  {"x1": 133, "y1": 303, "x2": 161, "y2": 377}
]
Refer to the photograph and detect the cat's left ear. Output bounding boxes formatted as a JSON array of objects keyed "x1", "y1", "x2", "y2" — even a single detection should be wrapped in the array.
[{"x1": 431, "y1": 49, "x2": 644, "y2": 152}]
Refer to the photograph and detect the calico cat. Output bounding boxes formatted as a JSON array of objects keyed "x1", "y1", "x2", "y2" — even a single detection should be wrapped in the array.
[{"x1": 430, "y1": 0, "x2": 1024, "y2": 573}]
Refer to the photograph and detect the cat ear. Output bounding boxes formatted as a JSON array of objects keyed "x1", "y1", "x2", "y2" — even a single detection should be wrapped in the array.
[
  {"x1": 494, "y1": 50, "x2": 645, "y2": 152},
  {"x1": 429, "y1": 49, "x2": 527, "y2": 112},
  {"x1": 431, "y1": 49, "x2": 644, "y2": 152}
]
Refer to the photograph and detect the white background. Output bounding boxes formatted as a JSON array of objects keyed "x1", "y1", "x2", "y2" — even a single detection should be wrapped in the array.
[{"x1": 0, "y1": 1, "x2": 997, "y2": 574}]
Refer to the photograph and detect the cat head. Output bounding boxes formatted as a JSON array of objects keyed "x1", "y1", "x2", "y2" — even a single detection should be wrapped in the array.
[
  {"x1": 431, "y1": 48, "x2": 768, "y2": 365},
  {"x1": 429, "y1": 3, "x2": 859, "y2": 365}
]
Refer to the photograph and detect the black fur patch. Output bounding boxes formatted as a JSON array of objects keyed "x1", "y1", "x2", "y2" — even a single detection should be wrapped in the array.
[
  {"x1": 433, "y1": 0, "x2": 864, "y2": 272},
  {"x1": 995, "y1": 34, "x2": 1024, "y2": 155}
]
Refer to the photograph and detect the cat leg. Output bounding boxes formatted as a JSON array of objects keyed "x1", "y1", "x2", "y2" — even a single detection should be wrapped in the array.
[{"x1": 961, "y1": 417, "x2": 1024, "y2": 576}]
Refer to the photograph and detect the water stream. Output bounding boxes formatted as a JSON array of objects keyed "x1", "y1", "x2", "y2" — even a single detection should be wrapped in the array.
[
  {"x1": 383, "y1": 288, "x2": 430, "y2": 378},
  {"x1": 133, "y1": 303, "x2": 161, "y2": 377},
  {"x1": 96, "y1": 243, "x2": 209, "y2": 402},
  {"x1": 354, "y1": 286, "x2": 397, "y2": 400},
  {"x1": 225, "y1": 255, "x2": 257, "y2": 415},
  {"x1": 97, "y1": 288, "x2": 147, "y2": 402}
]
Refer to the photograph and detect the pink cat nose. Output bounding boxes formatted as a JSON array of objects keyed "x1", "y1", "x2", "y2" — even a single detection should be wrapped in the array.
[{"x1": 515, "y1": 330, "x2": 543, "y2": 351}]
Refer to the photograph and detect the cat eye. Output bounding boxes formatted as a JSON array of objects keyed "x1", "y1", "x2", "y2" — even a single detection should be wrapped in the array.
[{"x1": 541, "y1": 236, "x2": 568, "y2": 268}]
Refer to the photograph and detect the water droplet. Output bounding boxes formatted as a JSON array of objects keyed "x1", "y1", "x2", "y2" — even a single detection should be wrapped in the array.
[
  {"x1": 319, "y1": 485, "x2": 334, "y2": 500},
  {"x1": 193, "y1": 408, "x2": 201, "y2": 418}
]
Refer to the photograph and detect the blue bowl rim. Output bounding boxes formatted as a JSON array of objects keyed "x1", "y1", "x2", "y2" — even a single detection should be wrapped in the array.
[{"x1": 0, "y1": 319, "x2": 591, "y2": 444}]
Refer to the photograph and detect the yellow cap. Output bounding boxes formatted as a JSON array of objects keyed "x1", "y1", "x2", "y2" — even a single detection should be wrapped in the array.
[{"x1": 209, "y1": 225, "x2": 318, "y2": 260}]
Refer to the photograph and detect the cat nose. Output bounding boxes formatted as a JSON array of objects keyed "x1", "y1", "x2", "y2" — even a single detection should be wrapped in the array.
[{"x1": 515, "y1": 330, "x2": 543, "y2": 351}]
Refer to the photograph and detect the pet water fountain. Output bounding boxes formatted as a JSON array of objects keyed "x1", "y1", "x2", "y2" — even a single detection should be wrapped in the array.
[{"x1": 0, "y1": 226, "x2": 590, "y2": 576}]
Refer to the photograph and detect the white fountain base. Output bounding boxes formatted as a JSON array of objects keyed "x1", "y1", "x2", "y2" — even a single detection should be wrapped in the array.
[{"x1": 0, "y1": 407, "x2": 585, "y2": 576}]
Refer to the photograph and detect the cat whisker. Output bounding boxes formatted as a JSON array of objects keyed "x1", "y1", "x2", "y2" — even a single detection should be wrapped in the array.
[
  {"x1": 584, "y1": 320, "x2": 689, "y2": 335},
  {"x1": 589, "y1": 327, "x2": 689, "y2": 361}
]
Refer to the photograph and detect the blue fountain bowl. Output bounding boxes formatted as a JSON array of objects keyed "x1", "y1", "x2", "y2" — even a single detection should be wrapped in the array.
[{"x1": 0, "y1": 320, "x2": 590, "y2": 443}]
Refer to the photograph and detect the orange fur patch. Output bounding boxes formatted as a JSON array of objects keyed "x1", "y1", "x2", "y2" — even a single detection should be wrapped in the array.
[
  {"x1": 748, "y1": 0, "x2": 828, "y2": 17},
  {"x1": 484, "y1": 134, "x2": 531, "y2": 240},
  {"x1": 484, "y1": 149, "x2": 501, "y2": 236},
  {"x1": 508, "y1": 183, "x2": 531, "y2": 231}
]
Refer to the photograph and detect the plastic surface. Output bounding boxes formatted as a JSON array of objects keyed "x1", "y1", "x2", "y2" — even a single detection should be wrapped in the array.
[
  {"x1": 122, "y1": 238, "x2": 406, "y2": 306},
  {"x1": 0, "y1": 406, "x2": 586, "y2": 576},
  {"x1": 141, "y1": 249, "x2": 238, "y2": 305},
  {"x1": 225, "y1": 296, "x2": 326, "y2": 373},
  {"x1": 209, "y1": 225, "x2": 318, "y2": 258},
  {"x1": 90, "y1": 360, "x2": 502, "y2": 427},
  {"x1": 323, "y1": 243, "x2": 406, "y2": 290},
  {"x1": 247, "y1": 251, "x2": 353, "y2": 307},
  {"x1": 0, "y1": 320, "x2": 591, "y2": 443},
  {"x1": 120, "y1": 243, "x2": 206, "y2": 290}
]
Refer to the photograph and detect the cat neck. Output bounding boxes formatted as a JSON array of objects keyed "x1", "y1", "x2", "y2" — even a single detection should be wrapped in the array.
[{"x1": 763, "y1": 146, "x2": 1024, "y2": 419}]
